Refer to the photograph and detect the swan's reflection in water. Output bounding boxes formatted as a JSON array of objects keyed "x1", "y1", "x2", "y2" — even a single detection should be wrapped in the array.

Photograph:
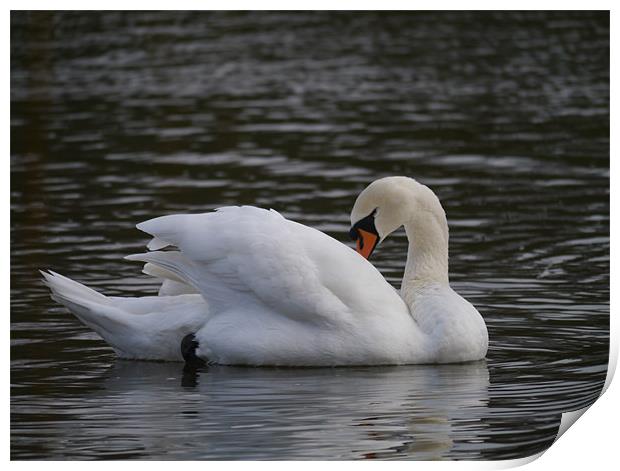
[{"x1": 92, "y1": 361, "x2": 489, "y2": 459}]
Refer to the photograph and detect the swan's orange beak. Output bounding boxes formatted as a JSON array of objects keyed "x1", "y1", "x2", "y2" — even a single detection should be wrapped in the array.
[
  {"x1": 350, "y1": 209, "x2": 380, "y2": 259},
  {"x1": 355, "y1": 229, "x2": 379, "y2": 259}
]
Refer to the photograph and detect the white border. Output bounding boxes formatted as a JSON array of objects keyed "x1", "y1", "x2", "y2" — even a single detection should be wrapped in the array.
[
  {"x1": 6, "y1": 4, "x2": 615, "y2": 469},
  {"x1": 2, "y1": 1, "x2": 616, "y2": 11}
]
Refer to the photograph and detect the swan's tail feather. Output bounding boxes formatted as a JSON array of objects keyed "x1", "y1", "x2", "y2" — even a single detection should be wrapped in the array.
[
  {"x1": 40, "y1": 270, "x2": 127, "y2": 337},
  {"x1": 40, "y1": 270, "x2": 209, "y2": 361},
  {"x1": 41, "y1": 270, "x2": 109, "y2": 305}
]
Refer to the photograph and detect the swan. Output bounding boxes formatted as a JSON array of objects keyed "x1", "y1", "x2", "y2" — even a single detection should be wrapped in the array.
[{"x1": 42, "y1": 176, "x2": 488, "y2": 366}]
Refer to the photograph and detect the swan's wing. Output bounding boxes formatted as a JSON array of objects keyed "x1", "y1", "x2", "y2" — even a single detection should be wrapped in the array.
[
  {"x1": 127, "y1": 206, "x2": 402, "y2": 323},
  {"x1": 142, "y1": 262, "x2": 198, "y2": 295}
]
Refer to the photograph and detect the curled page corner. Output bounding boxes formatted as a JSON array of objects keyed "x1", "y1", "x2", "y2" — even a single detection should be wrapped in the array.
[
  {"x1": 553, "y1": 343, "x2": 616, "y2": 446},
  {"x1": 492, "y1": 408, "x2": 592, "y2": 469},
  {"x1": 555, "y1": 406, "x2": 591, "y2": 443},
  {"x1": 496, "y1": 450, "x2": 546, "y2": 469}
]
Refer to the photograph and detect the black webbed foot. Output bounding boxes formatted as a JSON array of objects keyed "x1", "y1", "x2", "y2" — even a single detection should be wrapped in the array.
[{"x1": 181, "y1": 333, "x2": 207, "y2": 367}]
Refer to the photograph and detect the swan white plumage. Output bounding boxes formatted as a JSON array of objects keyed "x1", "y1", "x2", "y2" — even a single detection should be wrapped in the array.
[{"x1": 42, "y1": 176, "x2": 488, "y2": 365}]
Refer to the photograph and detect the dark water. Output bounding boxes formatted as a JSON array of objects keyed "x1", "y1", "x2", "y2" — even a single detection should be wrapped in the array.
[{"x1": 11, "y1": 11, "x2": 609, "y2": 460}]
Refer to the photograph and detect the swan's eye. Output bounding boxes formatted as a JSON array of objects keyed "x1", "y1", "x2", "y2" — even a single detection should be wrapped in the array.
[{"x1": 349, "y1": 227, "x2": 359, "y2": 241}]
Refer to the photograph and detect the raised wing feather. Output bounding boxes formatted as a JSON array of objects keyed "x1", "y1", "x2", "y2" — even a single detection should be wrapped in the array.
[{"x1": 128, "y1": 206, "x2": 405, "y2": 324}]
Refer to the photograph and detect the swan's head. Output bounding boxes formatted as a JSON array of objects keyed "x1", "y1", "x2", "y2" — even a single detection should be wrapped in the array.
[{"x1": 349, "y1": 176, "x2": 445, "y2": 259}]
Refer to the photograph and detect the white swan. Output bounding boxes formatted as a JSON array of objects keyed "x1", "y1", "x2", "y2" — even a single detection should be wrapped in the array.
[{"x1": 42, "y1": 176, "x2": 488, "y2": 366}]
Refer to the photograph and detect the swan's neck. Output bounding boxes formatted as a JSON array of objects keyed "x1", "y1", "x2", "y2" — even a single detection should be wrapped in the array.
[{"x1": 400, "y1": 212, "x2": 449, "y2": 304}]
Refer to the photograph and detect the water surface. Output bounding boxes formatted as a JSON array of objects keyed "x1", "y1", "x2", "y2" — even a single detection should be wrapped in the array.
[{"x1": 11, "y1": 11, "x2": 609, "y2": 460}]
